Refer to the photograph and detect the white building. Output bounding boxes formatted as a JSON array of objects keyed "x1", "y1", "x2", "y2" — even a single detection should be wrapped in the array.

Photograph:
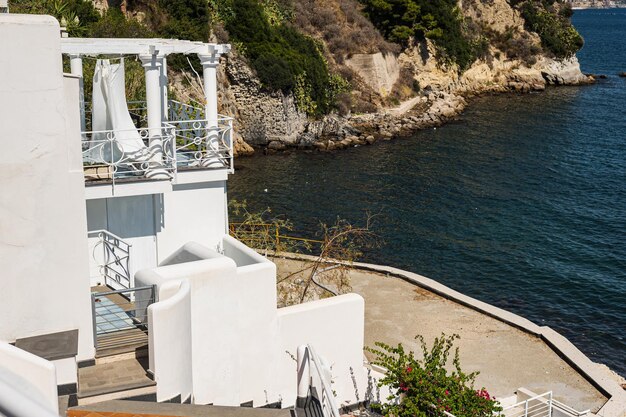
[{"x1": 0, "y1": 13, "x2": 366, "y2": 416}]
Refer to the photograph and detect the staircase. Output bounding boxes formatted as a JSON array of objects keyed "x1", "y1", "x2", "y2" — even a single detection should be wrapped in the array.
[
  {"x1": 77, "y1": 356, "x2": 156, "y2": 405},
  {"x1": 68, "y1": 400, "x2": 294, "y2": 417}
]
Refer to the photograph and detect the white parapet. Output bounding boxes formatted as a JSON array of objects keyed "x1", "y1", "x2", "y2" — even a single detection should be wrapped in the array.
[
  {"x1": 136, "y1": 237, "x2": 368, "y2": 408},
  {"x1": 0, "y1": 343, "x2": 58, "y2": 416}
]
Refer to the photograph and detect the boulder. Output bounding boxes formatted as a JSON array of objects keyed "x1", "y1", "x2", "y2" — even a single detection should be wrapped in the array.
[{"x1": 267, "y1": 140, "x2": 286, "y2": 151}]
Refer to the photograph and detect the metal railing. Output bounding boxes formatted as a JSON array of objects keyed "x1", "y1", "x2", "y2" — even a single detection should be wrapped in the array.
[
  {"x1": 81, "y1": 100, "x2": 234, "y2": 184},
  {"x1": 552, "y1": 399, "x2": 590, "y2": 417},
  {"x1": 503, "y1": 391, "x2": 553, "y2": 417},
  {"x1": 229, "y1": 222, "x2": 324, "y2": 254},
  {"x1": 91, "y1": 285, "x2": 156, "y2": 349},
  {"x1": 82, "y1": 124, "x2": 176, "y2": 186},
  {"x1": 168, "y1": 116, "x2": 234, "y2": 173},
  {"x1": 296, "y1": 344, "x2": 340, "y2": 417},
  {"x1": 89, "y1": 229, "x2": 133, "y2": 290}
]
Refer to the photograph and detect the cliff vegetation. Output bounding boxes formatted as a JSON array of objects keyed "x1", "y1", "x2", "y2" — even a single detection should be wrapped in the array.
[{"x1": 12, "y1": 0, "x2": 589, "y2": 153}]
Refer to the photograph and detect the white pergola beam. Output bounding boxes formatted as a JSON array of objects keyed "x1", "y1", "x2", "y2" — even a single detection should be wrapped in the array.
[{"x1": 60, "y1": 38, "x2": 230, "y2": 57}]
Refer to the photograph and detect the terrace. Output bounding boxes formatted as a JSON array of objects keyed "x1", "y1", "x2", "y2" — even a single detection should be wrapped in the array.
[{"x1": 61, "y1": 38, "x2": 233, "y2": 195}]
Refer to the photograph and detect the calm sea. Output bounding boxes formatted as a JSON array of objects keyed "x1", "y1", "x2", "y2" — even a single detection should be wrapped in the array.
[{"x1": 229, "y1": 9, "x2": 626, "y2": 376}]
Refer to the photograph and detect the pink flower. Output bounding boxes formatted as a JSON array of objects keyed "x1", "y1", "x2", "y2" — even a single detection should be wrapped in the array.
[
  {"x1": 399, "y1": 382, "x2": 408, "y2": 392},
  {"x1": 406, "y1": 366, "x2": 413, "y2": 373},
  {"x1": 445, "y1": 390, "x2": 450, "y2": 396}
]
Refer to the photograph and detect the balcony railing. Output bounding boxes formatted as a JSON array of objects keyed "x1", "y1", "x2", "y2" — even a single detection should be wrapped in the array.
[
  {"x1": 168, "y1": 117, "x2": 234, "y2": 171},
  {"x1": 81, "y1": 100, "x2": 234, "y2": 185},
  {"x1": 82, "y1": 124, "x2": 177, "y2": 184}
]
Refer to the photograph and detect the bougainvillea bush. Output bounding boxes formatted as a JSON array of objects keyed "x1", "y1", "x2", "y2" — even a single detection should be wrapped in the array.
[{"x1": 366, "y1": 334, "x2": 502, "y2": 417}]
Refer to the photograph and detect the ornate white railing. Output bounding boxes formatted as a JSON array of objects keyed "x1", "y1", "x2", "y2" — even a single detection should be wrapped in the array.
[
  {"x1": 167, "y1": 117, "x2": 234, "y2": 172},
  {"x1": 82, "y1": 100, "x2": 233, "y2": 183},
  {"x1": 88, "y1": 229, "x2": 133, "y2": 290},
  {"x1": 82, "y1": 124, "x2": 176, "y2": 185},
  {"x1": 297, "y1": 344, "x2": 341, "y2": 417}
]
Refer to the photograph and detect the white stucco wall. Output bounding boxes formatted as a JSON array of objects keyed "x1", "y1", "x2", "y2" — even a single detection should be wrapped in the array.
[
  {"x1": 156, "y1": 182, "x2": 228, "y2": 261},
  {"x1": 0, "y1": 14, "x2": 94, "y2": 361},
  {"x1": 148, "y1": 279, "x2": 192, "y2": 403},
  {"x1": 0, "y1": 343, "x2": 58, "y2": 414},
  {"x1": 276, "y1": 294, "x2": 367, "y2": 408},
  {"x1": 136, "y1": 238, "x2": 366, "y2": 408}
]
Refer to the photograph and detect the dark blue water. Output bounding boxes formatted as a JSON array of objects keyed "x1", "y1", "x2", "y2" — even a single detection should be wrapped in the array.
[{"x1": 229, "y1": 9, "x2": 626, "y2": 376}]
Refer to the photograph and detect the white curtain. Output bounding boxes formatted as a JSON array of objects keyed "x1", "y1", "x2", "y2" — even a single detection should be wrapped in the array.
[{"x1": 87, "y1": 59, "x2": 147, "y2": 164}]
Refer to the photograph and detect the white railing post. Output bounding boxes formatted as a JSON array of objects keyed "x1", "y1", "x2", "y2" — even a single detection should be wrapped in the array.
[
  {"x1": 525, "y1": 398, "x2": 529, "y2": 417},
  {"x1": 548, "y1": 391, "x2": 553, "y2": 417},
  {"x1": 296, "y1": 344, "x2": 310, "y2": 408},
  {"x1": 100, "y1": 231, "x2": 107, "y2": 286}
]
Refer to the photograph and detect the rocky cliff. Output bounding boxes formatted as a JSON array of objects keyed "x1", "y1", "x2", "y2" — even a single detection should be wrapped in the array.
[{"x1": 206, "y1": 0, "x2": 592, "y2": 155}]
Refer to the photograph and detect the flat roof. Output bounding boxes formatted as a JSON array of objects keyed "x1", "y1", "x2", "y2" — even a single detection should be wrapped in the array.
[{"x1": 60, "y1": 38, "x2": 230, "y2": 56}]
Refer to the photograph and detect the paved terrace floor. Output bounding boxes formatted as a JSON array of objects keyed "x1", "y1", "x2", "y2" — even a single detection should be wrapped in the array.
[{"x1": 273, "y1": 258, "x2": 610, "y2": 413}]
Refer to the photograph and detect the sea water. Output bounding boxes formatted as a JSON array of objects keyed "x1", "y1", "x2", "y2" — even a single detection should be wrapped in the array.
[{"x1": 229, "y1": 9, "x2": 626, "y2": 376}]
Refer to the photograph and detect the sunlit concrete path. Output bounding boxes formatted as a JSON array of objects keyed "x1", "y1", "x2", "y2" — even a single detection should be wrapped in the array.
[{"x1": 273, "y1": 257, "x2": 612, "y2": 413}]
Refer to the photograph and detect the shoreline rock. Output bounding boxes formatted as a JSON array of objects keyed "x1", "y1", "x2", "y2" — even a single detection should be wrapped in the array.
[
  {"x1": 238, "y1": 74, "x2": 589, "y2": 156},
  {"x1": 220, "y1": 47, "x2": 593, "y2": 157}
]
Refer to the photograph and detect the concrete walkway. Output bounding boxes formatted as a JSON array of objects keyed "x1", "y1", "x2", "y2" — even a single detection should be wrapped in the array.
[
  {"x1": 273, "y1": 258, "x2": 609, "y2": 413},
  {"x1": 68, "y1": 400, "x2": 292, "y2": 417}
]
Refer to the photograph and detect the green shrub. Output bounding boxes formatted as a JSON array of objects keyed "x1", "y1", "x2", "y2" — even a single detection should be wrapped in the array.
[
  {"x1": 157, "y1": 0, "x2": 210, "y2": 42},
  {"x1": 88, "y1": 8, "x2": 154, "y2": 38},
  {"x1": 367, "y1": 334, "x2": 503, "y2": 417},
  {"x1": 11, "y1": 0, "x2": 100, "y2": 36},
  {"x1": 359, "y1": 0, "x2": 479, "y2": 70},
  {"x1": 515, "y1": 0, "x2": 583, "y2": 58},
  {"x1": 213, "y1": 0, "x2": 342, "y2": 115}
]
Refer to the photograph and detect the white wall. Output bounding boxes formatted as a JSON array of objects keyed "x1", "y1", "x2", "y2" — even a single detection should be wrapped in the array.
[
  {"x1": 86, "y1": 196, "x2": 158, "y2": 286},
  {"x1": 0, "y1": 343, "x2": 58, "y2": 415},
  {"x1": 276, "y1": 294, "x2": 367, "y2": 408},
  {"x1": 137, "y1": 255, "x2": 242, "y2": 405},
  {"x1": 0, "y1": 14, "x2": 94, "y2": 361},
  {"x1": 136, "y1": 238, "x2": 366, "y2": 409},
  {"x1": 148, "y1": 280, "x2": 192, "y2": 403},
  {"x1": 156, "y1": 182, "x2": 228, "y2": 261}
]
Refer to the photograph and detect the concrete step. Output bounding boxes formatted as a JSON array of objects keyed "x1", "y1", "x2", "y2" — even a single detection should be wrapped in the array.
[
  {"x1": 95, "y1": 327, "x2": 149, "y2": 360},
  {"x1": 78, "y1": 357, "x2": 155, "y2": 404},
  {"x1": 68, "y1": 399, "x2": 294, "y2": 416}
]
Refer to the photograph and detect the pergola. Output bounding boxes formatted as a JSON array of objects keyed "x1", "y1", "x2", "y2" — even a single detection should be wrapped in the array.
[{"x1": 60, "y1": 38, "x2": 231, "y2": 135}]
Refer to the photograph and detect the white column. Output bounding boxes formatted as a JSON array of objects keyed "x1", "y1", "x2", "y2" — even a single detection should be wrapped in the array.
[
  {"x1": 139, "y1": 53, "x2": 169, "y2": 179},
  {"x1": 69, "y1": 53, "x2": 86, "y2": 133},
  {"x1": 160, "y1": 56, "x2": 169, "y2": 122},
  {"x1": 198, "y1": 50, "x2": 222, "y2": 167},
  {"x1": 198, "y1": 50, "x2": 220, "y2": 128}
]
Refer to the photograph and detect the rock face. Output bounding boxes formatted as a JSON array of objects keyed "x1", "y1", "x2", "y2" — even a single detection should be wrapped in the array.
[
  {"x1": 211, "y1": 0, "x2": 592, "y2": 154},
  {"x1": 219, "y1": 53, "x2": 308, "y2": 147},
  {"x1": 540, "y1": 56, "x2": 592, "y2": 85},
  {"x1": 345, "y1": 52, "x2": 400, "y2": 97}
]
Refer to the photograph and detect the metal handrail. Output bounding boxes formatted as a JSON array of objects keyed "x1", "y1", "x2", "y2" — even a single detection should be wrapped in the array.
[
  {"x1": 88, "y1": 229, "x2": 132, "y2": 246},
  {"x1": 89, "y1": 229, "x2": 133, "y2": 290},
  {"x1": 297, "y1": 344, "x2": 340, "y2": 417},
  {"x1": 93, "y1": 285, "x2": 154, "y2": 297},
  {"x1": 503, "y1": 391, "x2": 553, "y2": 417},
  {"x1": 552, "y1": 399, "x2": 590, "y2": 417}
]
